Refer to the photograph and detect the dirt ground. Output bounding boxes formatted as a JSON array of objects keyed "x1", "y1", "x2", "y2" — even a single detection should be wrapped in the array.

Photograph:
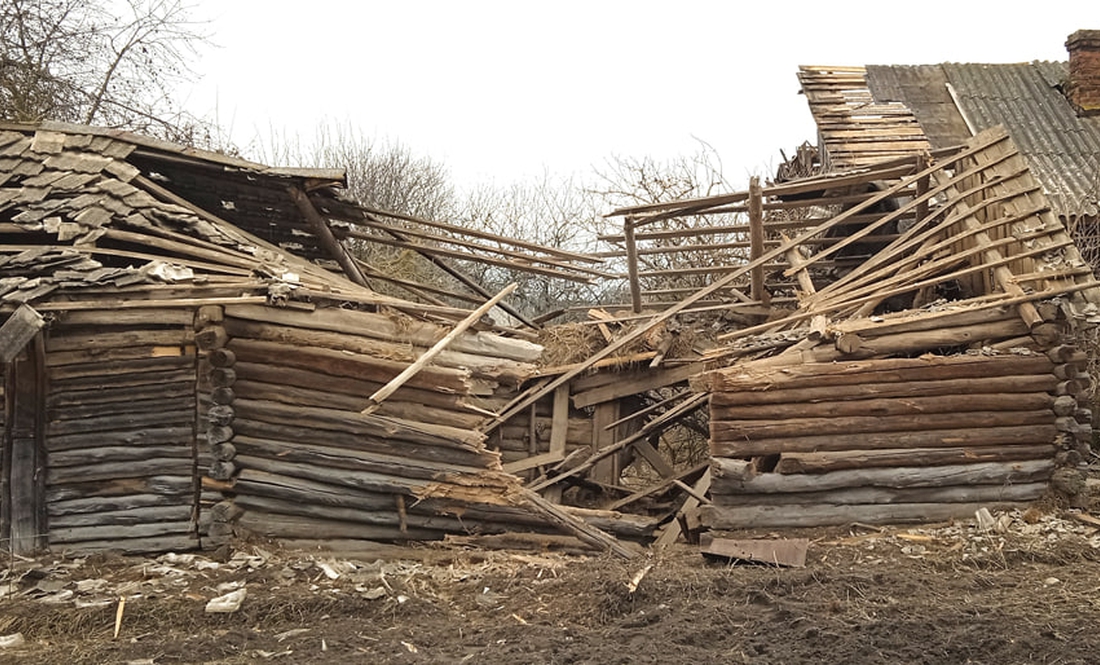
[{"x1": 3, "y1": 507, "x2": 1100, "y2": 665}]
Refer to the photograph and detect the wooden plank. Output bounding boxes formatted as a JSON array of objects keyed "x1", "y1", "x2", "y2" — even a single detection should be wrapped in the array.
[
  {"x1": 700, "y1": 535, "x2": 809, "y2": 567},
  {"x1": 652, "y1": 470, "x2": 711, "y2": 550},
  {"x1": 0, "y1": 304, "x2": 44, "y2": 363},
  {"x1": 748, "y1": 176, "x2": 768, "y2": 305}
]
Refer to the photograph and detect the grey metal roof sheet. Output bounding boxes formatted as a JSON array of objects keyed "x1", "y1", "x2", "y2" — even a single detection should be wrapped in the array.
[{"x1": 873, "y1": 61, "x2": 1100, "y2": 218}]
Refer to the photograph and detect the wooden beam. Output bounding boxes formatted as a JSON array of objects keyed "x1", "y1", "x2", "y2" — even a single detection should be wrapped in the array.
[
  {"x1": 624, "y1": 217, "x2": 643, "y2": 313},
  {"x1": 748, "y1": 176, "x2": 768, "y2": 305},
  {"x1": 288, "y1": 185, "x2": 369, "y2": 287}
]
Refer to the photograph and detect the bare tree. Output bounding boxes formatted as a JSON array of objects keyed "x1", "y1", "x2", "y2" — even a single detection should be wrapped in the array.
[{"x1": 0, "y1": 0, "x2": 210, "y2": 144}]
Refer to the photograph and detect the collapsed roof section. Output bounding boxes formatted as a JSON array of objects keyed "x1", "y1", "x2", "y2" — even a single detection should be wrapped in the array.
[{"x1": 604, "y1": 126, "x2": 1100, "y2": 356}]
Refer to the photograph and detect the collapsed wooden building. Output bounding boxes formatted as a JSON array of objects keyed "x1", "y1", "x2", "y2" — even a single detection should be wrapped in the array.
[
  {"x1": 3, "y1": 107, "x2": 1100, "y2": 558},
  {"x1": 0, "y1": 121, "x2": 646, "y2": 557}
]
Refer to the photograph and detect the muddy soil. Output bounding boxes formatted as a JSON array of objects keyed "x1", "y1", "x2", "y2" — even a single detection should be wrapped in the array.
[{"x1": 3, "y1": 508, "x2": 1100, "y2": 664}]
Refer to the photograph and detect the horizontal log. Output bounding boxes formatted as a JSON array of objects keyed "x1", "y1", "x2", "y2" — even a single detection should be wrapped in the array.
[
  {"x1": 236, "y1": 468, "x2": 398, "y2": 511},
  {"x1": 47, "y1": 425, "x2": 193, "y2": 452},
  {"x1": 775, "y1": 444, "x2": 1058, "y2": 474},
  {"x1": 49, "y1": 394, "x2": 196, "y2": 422},
  {"x1": 712, "y1": 410, "x2": 1053, "y2": 441},
  {"x1": 48, "y1": 492, "x2": 192, "y2": 517},
  {"x1": 48, "y1": 371, "x2": 194, "y2": 401},
  {"x1": 49, "y1": 445, "x2": 191, "y2": 468},
  {"x1": 234, "y1": 453, "x2": 499, "y2": 499},
  {"x1": 233, "y1": 397, "x2": 485, "y2": 450},
  {"x1": 229, "y1": 338, "x2": 485, "y2": 396},
  {"x1": 47, "y1": 458, "x2": 194, "y2": 485},
  {"x1": 47, "y1": 329, "x2": 194, "y2": 352},
  {"x1": 232, "y1": 436, "x2": 496, "y2": 482},
  {"x1": 224, "y1": 303, "x2": 543, "y2": 362},
  {"x1": 710, "y1": 482, "x2": 1047, "y2": 506},
  {"x1": 235, "y1": 511, "x2": 443, "y2": 542},
  {"x1": 49, "y1": 521, "x2": 195, "y2": 544},
  {"x1": 712, "y1": 424, "x2": 1059, "y2": 457},
  {"x1": 48, "y1": 355, "x2": 193, "y2": 381},
  {"x1": 45, "y1": 475, "x2": 193, "y2": 502},
  {"x1": 233, "y1": 361, "x2": 505, "y2": 414},
  {"x1": 232, "y1": 493, "x2": 491, "y2": 533},
  {"x1": 233, "y1": 378, "x2": 485, "y2": 430},
  {"x1": 698, "y1": 353, "x2": 1054, "y2": 393},
  {"x1": 710, "y1": 460, "x2": 1054, "y2": 495},
  {"x1": 48, "y1": 534, "x2": 198, "y2": 554},
  {"x1": 45, "y1": 344, "x2": 196, "y2": 367},
  {"x1": 701, "y1": 502, "x2": 1031, "y2": 529},
  {"x1": 46, "y1": 409, "x2": 195, "y2": 436},
  {"x1": 223, "y1": 318, "x2": 536, "y2": 385},
  {"x1": 57, "y1": 308, "x2": 196, "y2": 327},
  {"x1": 49, "y1": 505, "x2": 194, "y2": 529},
  {"x1": 233, "y1": 418, "x2": 499, "y2": 469},
  {"x1": 712, "y1": 392, "x2": 1054, "y2": 420},
  {"x1": 709, "y1": 374, "x2": 1059, "y2": 407}
]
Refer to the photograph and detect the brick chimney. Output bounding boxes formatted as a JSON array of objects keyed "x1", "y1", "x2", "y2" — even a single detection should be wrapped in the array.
[{"x1": 1066, "y1": 30, "x2": 1100, "y2": 116}]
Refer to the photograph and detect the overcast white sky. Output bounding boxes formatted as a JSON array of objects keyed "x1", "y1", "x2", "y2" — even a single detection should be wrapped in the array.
[{"x1": 182, "y1": 1, "x2": 1095, "y2": 191}]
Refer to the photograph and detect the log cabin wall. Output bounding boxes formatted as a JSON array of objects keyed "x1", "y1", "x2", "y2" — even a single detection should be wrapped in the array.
[
  {"x1": 701, "y1": 342, "x2": 1091, "y2": 529},
  {"x1": 204, "y1": 302, "x2": 557, "y2": 547},
  {"x1": 42, "y1": 307, "x2": 202, "y2": 553}
]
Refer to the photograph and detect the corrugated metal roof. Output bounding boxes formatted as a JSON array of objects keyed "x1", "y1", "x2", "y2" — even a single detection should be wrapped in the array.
[{"x1": 940, "y1": 61, "x2": 1100, "y2": 217}]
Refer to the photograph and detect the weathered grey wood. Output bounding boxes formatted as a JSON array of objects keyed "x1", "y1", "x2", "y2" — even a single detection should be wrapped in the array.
[
  {"x1": 53, "y1": 534, "x2": 198, "y2": 554},
  {"x1": 709, "y1": 460, "x2": 1053, "y2": 495},
  {"x1": 233, "y1": 397, "x2": 484, "y2": 450},
  {"x1": 711, "y1": 409, "x2": 1053, "y2": 441},
  {"x1": 49, "y1": 395, "x2": 195, "y2": 422},
  {"x1": 711, "y1": 482, "x2": 1048, "y2": 506},
  {"x1": 49, "y1": 520, "x2": 195, "y2": 543},
  {"x1": 47, "y1": 426, "x2": 193, "y2": 452},
  {"x1": 45, "y1": 476, "x2": 193, "y2": 502},
  {"x1": 46, "y1": 409, "x2": 194, "y2": 436},
  {"x1": 45, "y1": 344, "x2": 196, "y2": 367},
  {"x1": 59, "y1": 308, "x2": 196, "y2": 327},
  {"x1": 0, "y1": 303, "x2": 44, "y2": 363},
  {"x1": 49, "y1": 444, "x2": 190, "y2": 467},
  {"x1": 235, "y1": 511, "x2": 442, "y2": 542},
  {"x1": 48, "y1": 380, "x2": 194, "y2": 408},
  {"x1": 223, "y1": 317, "x2": 535, "y2": 385},
  {"x1": 48, "y1": 355, "x2": 193, "y2": 381},
  {"x1": 232, "y1": 418, "x2": 499, "y2": 468},
  {"x1": 364, "y1": 283, "x2": 519, "y2": 413},
  {"x1": 49, "y1": 368, "x2": 194, "y2": 393},
  {"x1": 774, "y1": 444, "x2": 1058, "y2": 474},
  {"x1": 232, "y1": 378, "x2": 484, "y2": 430},
  {"x1": 47, "y1": 458, "x2": 194, "y2": 485},
  {"x1": 712, "y1": 392, "x2": 1054, "y2": 420},
  {"x1": 708, "y1": 374, "x2": 1058, "y2": 407},
  {"x1": 232, "y1": 435, "x2": 493, "y2": 480},
  {"x1": 48, "y1": 492, "x2": 185, "y2": 517},
  {"x1": 49, "y1": 505, "x2": 193, "y2": 528},
  {"x1": 699, "y1": 353, "x2": 1054, "y2": 392},
  {"x1": 701, "y1": 502, "x2": 1030, "y2": 529},
  {"x1": 46, "y1": 329, "x2": 194, "y2": 352},
  {"x1": 224, "y1": 304, "x2": 542, "y2": 362},
  {"x1": 511, "y1": 488, "x2": 640, "y2": 559},
  {"x1": 712, "y1": 424, "x2": 1059, "y2": 457},
  {"x1": 228, "y1": 338, "x2": 478, "y2": 395},
  {"x1": 208, "y1": 347, "x2": 236, "y2": 368},
  {"x1": 235, "y1": 468, "x2": 396, "y2": 511}
]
